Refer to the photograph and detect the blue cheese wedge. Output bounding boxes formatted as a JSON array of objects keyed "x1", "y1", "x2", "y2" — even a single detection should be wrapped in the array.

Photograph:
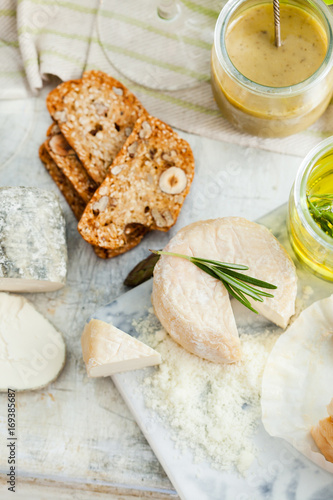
[
  {"x1": 0, "y1": 293, "x2": 66, "y2": 391},
  {"x1": 81, "y1": 319, "x2": 161, "y2": 377},
  {"x1": 0, "y1": 187, "x2": 67, "y2": 292}
]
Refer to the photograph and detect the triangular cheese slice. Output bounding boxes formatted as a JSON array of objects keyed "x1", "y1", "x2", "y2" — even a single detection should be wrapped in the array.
[
  {"x1": 152, "y1": 217, "x2": 297, "y2": 364},
  {"x1": 81, "y1": 319, "x2": 161, "y2": 377}
]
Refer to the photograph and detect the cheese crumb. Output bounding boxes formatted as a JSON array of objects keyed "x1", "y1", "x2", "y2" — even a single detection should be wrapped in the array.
[{"x1": 135, "y1": 312, "x2": 278, "y2": 474}]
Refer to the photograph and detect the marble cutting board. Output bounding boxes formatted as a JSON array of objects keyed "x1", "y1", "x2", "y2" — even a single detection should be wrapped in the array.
[{"x1": 92, "y1": 204, "x2": 333, "y2": 500}]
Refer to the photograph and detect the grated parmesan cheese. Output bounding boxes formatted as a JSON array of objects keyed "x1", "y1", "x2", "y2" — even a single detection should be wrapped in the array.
[{"x1": 134, "y1": 311, "x2": 279, "y2": 474}]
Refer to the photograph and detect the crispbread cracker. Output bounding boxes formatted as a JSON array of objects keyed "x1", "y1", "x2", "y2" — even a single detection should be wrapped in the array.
[
  {"x1": 46, "y1": 122, "x2": 58, "y2": 136},
  {"x1": 39, "y1": 143, "x2": 86, "y2": 220},
  {"x1": 39, "y1": 144, "x2": 139, "y2": 259},
  {"x1": 46, "y1": 71, "x2": 145, "y2": 184},
  {"x1": 78, "y1": 114, "x2": 195, "y2": 250},
  {"x1": 45, "y1": 123, "x2": 97, "y2": 204},
  {"x1": 93, "y1": 237, "x2": 146, "y2": 259}
]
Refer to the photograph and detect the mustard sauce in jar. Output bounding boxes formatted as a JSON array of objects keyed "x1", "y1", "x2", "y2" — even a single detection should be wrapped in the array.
[
  {"x1": 225, "y1": 3, "x2": 327, "y2": 87},
  {"x1": 211, "y1": 0, "x2": 333, "y2": 137}
]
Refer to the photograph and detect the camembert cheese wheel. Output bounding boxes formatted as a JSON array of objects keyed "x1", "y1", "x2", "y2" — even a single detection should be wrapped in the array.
[{"x1": 152, "y1": 217, "x2": 297, "y2": 364}]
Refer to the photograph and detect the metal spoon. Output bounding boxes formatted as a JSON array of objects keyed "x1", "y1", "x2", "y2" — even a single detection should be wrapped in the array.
[{"x1": 273, "y1": 0, "x2": 281, "y2": 47}]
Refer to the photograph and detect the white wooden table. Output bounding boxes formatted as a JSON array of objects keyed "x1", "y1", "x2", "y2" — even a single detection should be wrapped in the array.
[{"x1": 0, "y1": 86, "x2": 302, "y2": 499}]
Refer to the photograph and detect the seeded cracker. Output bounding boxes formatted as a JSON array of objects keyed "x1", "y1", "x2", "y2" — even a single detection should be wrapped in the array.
[
  {"x1": 46, "y1": 71, "x2": 145, "y2": 184},
  {"x1": 39, "y1": 145, "x2": 140, "y2": 259},
  {"x1": 39, "y1": 143, "x2": 86, "y2": 220},
  {"x1": 78, "y1": 114, "x2": 195, "y2": 250},
  {"x1": 45, "y1": 123, "x2": 97, "y2": 204}
]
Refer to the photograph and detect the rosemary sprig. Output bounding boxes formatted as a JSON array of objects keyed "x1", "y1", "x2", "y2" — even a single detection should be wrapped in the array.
[
  {"x1": 307, "y1": 193, "x2": 333, "y2": 238},
  {"x1": 150, "y1": 250, "x2": 277, "y2": 314}
]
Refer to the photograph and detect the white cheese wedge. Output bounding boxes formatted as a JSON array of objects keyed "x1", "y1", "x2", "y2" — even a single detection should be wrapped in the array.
[
  {"x1": 0, "y1": 187, "x2": 67, "y2": 292},
  {"x1": 0, "y1": 292, "x2": 66, "y2": 391},
  {"x1": 152, "y1": 217, "x2": 297, "y2": 364},
  {"x1": 81, "y1": 319, "x2": 162, "y2": 377}
]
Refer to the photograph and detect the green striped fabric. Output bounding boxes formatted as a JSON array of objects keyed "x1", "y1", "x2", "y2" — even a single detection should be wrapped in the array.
[{"x1": 1, "y1": 0, "x2": 333, "y2": 156}]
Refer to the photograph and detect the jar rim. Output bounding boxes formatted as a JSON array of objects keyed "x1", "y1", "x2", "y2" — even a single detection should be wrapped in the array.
[
  {"x1": 214, "y1": 0, "x2": 333, "y2": 95},
  {"x1": 294, "y1": 137, "x2": 333, "y2": 251}
]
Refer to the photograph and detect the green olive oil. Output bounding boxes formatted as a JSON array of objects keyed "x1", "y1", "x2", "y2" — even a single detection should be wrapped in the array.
[
  {"x1": 288, "y1": 151, "x2": 333, "y2": 281},
  {"x1": 307, "y1": 153, "x2": 333, "y2": 238}
]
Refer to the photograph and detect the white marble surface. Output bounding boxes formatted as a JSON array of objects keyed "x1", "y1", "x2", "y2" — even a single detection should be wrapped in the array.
[
  {"x1": 0, "y1": 86, "x2": 306, "y2": 498},
  {"x1": 94, "y1": 206, "x2": 333, "y2": 500}
]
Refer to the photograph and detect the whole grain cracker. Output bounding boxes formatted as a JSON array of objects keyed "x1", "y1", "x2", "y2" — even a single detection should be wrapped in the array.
[
  {"x1": 39, "y1": 144, "x2": 140, "y2": 258},
  {"x1": 78, "y1": 114, "x2": 195, "y2": 250},
  {"x1": 45, "y1": 123, "x2": 97, "y2": 204},
  {"x1": 93, "y1": 236, "x2": 146, "y2": 259},
  {"x1": 39, "y1": 143, "x2": 86, "y2": 220},
  {"x1": 46, "y1": 71, "x2": 145, "y2": 184}
]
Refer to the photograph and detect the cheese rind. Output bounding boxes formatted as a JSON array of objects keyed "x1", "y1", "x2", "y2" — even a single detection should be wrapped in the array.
[
  {"x1": 311, "y1": 423, "x2": 333, "y2": 463},
  {"x1": 311, "y1": 398, "x2": 333, "y2": 463},
  {"x1": 0, "y1": 187, "x2": 67, "y2": 292},
  {"x1": 152, "y1": 217, "x2": 297, "y2": 364},
  {"x1": 0, "y1": 293, "x2": 66, "y2": 391},
  {"x1": 81, "y1": 319, "x2": 161, "y2": 377}
]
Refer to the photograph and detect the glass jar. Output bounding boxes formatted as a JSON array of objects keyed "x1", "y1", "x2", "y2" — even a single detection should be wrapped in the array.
[
  {"x1": 211, "y1": 0, "x2": 333, "y2": 138},
  {"x1": 288, "y1": 137, "x2": 333, "y2": 281}
]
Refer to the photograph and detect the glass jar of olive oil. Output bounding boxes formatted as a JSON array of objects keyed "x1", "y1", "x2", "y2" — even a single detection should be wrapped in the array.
[{"x1": 288, "y1": 138, "x2": 333, "y2": 281}]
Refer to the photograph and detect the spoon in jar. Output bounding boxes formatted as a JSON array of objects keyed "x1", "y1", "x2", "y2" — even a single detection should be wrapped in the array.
[{"x1": 273, "y1": 0, "x2": 281, "y2": 47}]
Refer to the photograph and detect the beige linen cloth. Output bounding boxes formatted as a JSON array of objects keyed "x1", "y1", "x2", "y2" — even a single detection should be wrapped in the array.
[{"x1": 1, "y1": 0, "x2": 333, "y2": 156}]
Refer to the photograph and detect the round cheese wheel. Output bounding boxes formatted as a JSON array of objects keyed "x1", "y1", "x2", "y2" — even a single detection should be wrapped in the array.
[{"x1": 152, "y1": 217, "x2": 297, "y2": 364}]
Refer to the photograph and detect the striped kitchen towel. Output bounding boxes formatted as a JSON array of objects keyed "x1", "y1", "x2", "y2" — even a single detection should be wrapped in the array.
[
  {"x1": 1, "y1": 0, "x2": 333, "y2": 156},
  {"x1": 0, "y1": 0, "x2": 98, "y2": 98}
]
